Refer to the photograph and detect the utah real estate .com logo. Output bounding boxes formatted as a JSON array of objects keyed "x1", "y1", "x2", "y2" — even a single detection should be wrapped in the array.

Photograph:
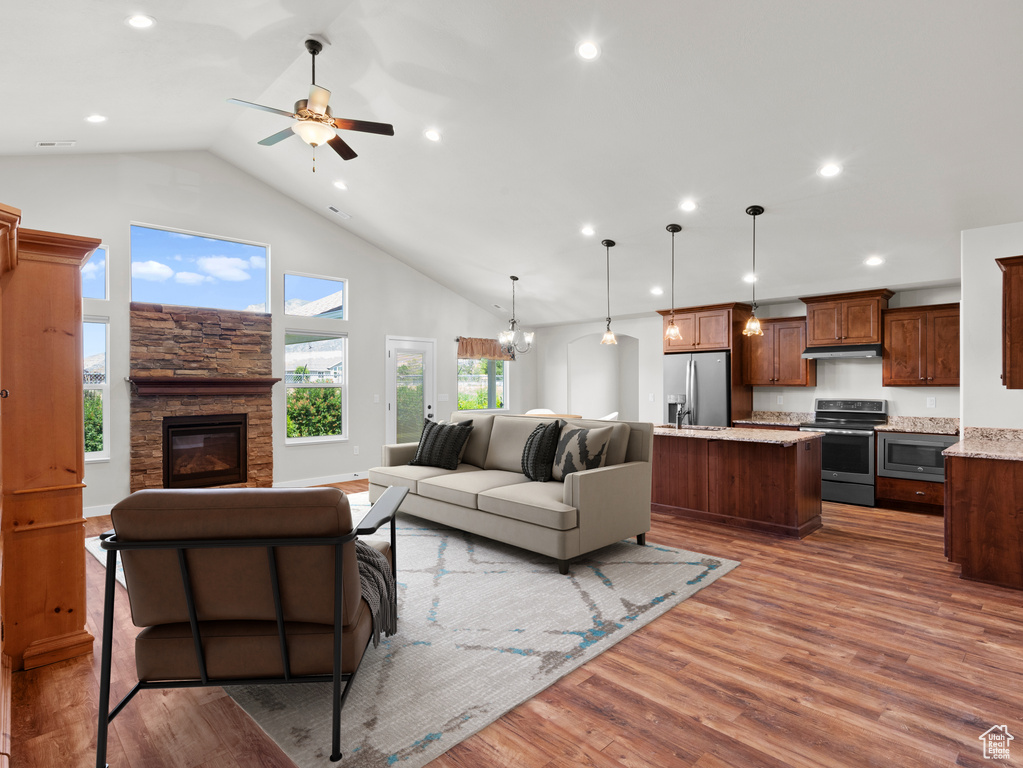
[{"x1": 979, "y1": 725, "x2": 1014, "y2": 760}]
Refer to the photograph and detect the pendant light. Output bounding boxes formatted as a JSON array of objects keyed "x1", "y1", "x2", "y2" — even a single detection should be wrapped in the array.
[
  {"x1": 664, "y1": 224, "x2": 682, "y2": 341},
  {"x1": 600, "y1": 239, "x2": 618, "y2": 345},
  {"x1": 498, "y1": 275, "x2": 534, "y2": 354},
  {"x1": 742, "y1": 205, "x2": 765, "y2": 337}
]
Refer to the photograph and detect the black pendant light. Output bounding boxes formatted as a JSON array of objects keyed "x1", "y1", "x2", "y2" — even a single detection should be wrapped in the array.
[
  {"x1": 664, "y1": 224, "x2": 682, "y2": 341},
  {"x1": 600, "y1": 239, "x2": 617, "y2": 345},
  {"x1": 742, "y1": 205, "x2": 765, "y2": 337}
]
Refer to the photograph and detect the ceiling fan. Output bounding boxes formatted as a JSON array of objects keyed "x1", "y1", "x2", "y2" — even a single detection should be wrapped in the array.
[{"x1": 228, "y1": 38, "x2": 394, "y2": 167}]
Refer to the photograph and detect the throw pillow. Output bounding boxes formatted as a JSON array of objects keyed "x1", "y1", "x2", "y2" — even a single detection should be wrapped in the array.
[
  {"x1": 552, "y1": 425, "x2": 613, "y2": 481},
  {"x1": 520, "y1": 419, "x2": 562, "y2": 482},
  {"x1": 409, "y1": 419, "x2": 474, "y2": 470}
]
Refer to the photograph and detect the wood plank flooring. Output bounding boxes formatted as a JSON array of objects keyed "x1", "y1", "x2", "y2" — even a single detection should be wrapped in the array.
[{"x1": 12, "y1": 486, "x2": 1023, "y2": 767}]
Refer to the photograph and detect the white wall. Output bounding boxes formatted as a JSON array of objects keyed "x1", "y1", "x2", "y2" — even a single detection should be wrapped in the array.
[
  {"x1": 754, "y1": 285, "x2": 962, "y2": 418},
  {"x1": 535, "y1": 315, "x2": 664, "y2": 424},
  {"x1": 0, "y1": 151, "x2": 530, "y2": 509},
  {"x1": 961, "y1": 221, "x2": 1023, "y2": 428}
]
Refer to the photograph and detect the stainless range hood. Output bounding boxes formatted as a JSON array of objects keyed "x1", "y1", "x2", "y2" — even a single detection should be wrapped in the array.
[{"x1": 801, "y1": 344, "x2": 883, "y2": 359}]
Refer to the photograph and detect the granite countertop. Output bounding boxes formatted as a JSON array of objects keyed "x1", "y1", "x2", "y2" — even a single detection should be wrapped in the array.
[
  {"x1": 942, "y1": 427, "x2": 1023, "y2": 462},
  {"x1": 875, "y1": 416, "x2": 960, "y2": 435},
  {"x1": 732, "y1": 411, "x2": 813, "y2": 427},
  {"x1": 653, "y1": 425, "x2": 821, "y2": 446}
]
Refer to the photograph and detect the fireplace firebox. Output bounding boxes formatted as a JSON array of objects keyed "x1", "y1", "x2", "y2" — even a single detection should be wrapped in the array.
[{"x1": 162, "y1": 413, "x2": 248, "y2": 488}]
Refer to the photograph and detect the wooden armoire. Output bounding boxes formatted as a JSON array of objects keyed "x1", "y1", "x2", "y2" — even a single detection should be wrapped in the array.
[{"x1": 0, "y1": 203, "x2": 99, "y2": 766}]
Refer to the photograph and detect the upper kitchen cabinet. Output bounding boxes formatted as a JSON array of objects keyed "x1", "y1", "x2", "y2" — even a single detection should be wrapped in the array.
[
  {"x1": 658, "y1": 303, "x2": 751, "y2": 354},
  {"x1": 744, "y1": 317, "x2": 817, "y2": 386},
  {"x1": 882, "y1": 303, "x2": 960, "y2": 386},
  {"x1": 801, "y1": 289, "x2": 894, "y2": 346},
  {"x1": 997, "y1": 255, "x2": 1023, "y2": 388}
]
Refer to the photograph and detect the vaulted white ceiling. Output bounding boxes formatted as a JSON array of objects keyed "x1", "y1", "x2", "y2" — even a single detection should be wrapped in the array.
[{"x1": 3, "y1": 1, "x2": 1022, "y2": 327}]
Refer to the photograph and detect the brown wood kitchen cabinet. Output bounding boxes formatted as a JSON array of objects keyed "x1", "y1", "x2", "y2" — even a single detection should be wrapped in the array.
[
  {"x1": 744, "y1": 316, "x2": 817, "y2": 386},
  {"x1": 658, "y1": 303, "x2": 750, "y2": 353},
  {"x1": 801, "y1": 289, "x2": 894, "y2": 346},
  {"x1": 998, "y1": 255, "x2": 1023, "y2": 388},
  {"x1": 882, "y1": 303, "x2": 960, "y2": 386}
]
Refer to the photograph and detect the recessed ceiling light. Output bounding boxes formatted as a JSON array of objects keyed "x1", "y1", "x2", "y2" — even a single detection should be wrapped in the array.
[
  {"x1": 85, "y1": 114, "x2": 107, "y2": 123},
  {"x1": 423, "y1": 128, "x2": 441, "y2": 142},
  {"x1": 576, "y1": 41, "x2": 600, "y2": 60},
  {"x1": 743, "y1": 273, "x2": 757, "y2": 283},
  {"x1": 125, "y1": 14, "x2": 155, "y2": 28},
  {"x1": 650, "y1": 287, "x2": 664, "y2": 296},
  {"x1": 818, "y1": 162, "x2": 842, "y2": 177},
  {"x1": 679, "y1": 199, "x2": 697, "y2": 212},
  {"x1": 864, "y1": 255, "x2": 885, "y2": 266},
  {"x1": 333, "y1": 180, "x2": 348, "y2": 190},
  {"x1": 581, "y1": 225, "x2": 595, "y2": 236}
]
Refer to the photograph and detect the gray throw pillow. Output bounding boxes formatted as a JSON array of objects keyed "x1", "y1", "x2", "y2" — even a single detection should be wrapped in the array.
[
  {"x1": 551, "y1": 425, "x2": 613, "y2": 481},
  {"x1": 409, "y1": 419, "x2": 474, "y2": 470},
  {"x1": 520, "y1": 419, "x2": 562, "y2": 482}
]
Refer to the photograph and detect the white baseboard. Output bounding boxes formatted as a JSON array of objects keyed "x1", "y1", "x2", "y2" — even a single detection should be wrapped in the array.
[
  {"x1": 273, "y1": 471, "x2": 369, "y2": 488},
  {"x1": 84, "y1": 503, "x2": 115, "y2": 519}
]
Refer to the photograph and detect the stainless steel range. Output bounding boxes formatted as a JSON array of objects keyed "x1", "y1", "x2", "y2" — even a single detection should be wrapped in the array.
[{"x1": 799, "y1": 399, "x2": 888, "y2": 507}]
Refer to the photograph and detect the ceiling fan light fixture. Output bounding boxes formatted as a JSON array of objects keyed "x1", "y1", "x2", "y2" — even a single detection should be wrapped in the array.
[{"x1": 293, "y1": 119, "x2": 335, "y2": 147}]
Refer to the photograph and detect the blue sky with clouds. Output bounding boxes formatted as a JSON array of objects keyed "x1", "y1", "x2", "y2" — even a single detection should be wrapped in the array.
[{"x1": 130, "y1": 225, "x2": 268, "y2": 311}]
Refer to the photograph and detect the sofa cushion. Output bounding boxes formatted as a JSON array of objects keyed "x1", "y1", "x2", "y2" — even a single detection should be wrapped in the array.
[
  {"x1": 484, "y1": 416, "x2": 548, "y2": 472},
  {"x1": 369, "y1": 463, "x2": 480, "y2": 494},
  {"x1": 552, "y1": 425, "x2": 613, "y2": 481},
  {"x1": 564, "y1": 419, "x2": 631, "y2": 466},
  {"x1": 409, "y1": 419, "x2": 474, "y2": 470},
  {"x1": 478, "y1": 482, "x2": 578, "y2": 531},
  {"x1": 521, "y1": 419, "x2": 562, "y2": 482},
  {"x1": 418, "y1": 470, "x2": 529, "y2": 510},
  {"x1": 451, "y1": 411, "x2": 497, "y2": 468}
]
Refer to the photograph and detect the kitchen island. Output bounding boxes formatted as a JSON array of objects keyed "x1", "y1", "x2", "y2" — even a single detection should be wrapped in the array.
[{"x1": 652, "y1": 426, "x2": 823, "y2": 538}]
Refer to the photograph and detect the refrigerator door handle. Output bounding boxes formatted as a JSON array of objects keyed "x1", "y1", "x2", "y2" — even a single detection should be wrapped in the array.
[{"x1": 689, "y1": 358, "x2": 697, "y2": 424}]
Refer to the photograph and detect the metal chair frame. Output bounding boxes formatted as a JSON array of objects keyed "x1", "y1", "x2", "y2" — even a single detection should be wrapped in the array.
[{"x1": 95, "y1": 485, "x2": 406, "y2": 767}]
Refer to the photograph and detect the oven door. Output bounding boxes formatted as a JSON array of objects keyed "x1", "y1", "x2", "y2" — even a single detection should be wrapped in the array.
[{"x1": 805, "y1": 427, "x2": 875, "y2": 483}]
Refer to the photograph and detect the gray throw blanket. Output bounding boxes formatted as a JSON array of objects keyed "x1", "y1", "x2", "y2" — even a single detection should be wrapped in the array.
[{"x1": 355, "y1": 540, "x2": 397, "y2": 647}]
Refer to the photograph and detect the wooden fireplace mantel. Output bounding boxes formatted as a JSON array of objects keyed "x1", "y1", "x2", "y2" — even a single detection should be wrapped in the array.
[{"x1": 129, "y1": 376, "x2": 281, "y2": 396}]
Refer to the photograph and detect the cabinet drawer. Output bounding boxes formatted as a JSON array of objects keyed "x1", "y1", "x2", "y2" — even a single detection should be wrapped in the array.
[{"x1": 876, "y1": 475, "x2": 944, "y2": 506}]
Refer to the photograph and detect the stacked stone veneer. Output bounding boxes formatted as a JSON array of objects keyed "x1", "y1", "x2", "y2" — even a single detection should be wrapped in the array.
[{"x1": 129, "y1": 302, "x2": 273, "y2": 492}]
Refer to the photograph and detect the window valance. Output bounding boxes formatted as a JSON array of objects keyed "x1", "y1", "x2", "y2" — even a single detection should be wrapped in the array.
[{"x1": 456, "y1": 336, "x2": 513, "y2": 361}]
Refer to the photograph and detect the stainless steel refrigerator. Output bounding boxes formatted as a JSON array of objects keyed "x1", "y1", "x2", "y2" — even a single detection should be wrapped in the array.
[{"x1": 663, "y1": 351, "x2": 731, "y2": 427}]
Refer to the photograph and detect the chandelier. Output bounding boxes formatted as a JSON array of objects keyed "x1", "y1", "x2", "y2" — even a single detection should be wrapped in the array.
[{"x1": 498, "y1": 275, "x2": 534, "y2": 354}]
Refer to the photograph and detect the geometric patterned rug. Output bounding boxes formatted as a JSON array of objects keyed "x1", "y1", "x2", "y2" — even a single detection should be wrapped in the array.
[{"x1": 225, "y1": 493, "x2": 740, "y2": 767}]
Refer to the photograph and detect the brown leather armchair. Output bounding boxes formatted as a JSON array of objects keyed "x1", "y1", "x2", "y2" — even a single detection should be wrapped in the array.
[{"x1": 94, "y1": 485, "x2": 407, "y2": 767}]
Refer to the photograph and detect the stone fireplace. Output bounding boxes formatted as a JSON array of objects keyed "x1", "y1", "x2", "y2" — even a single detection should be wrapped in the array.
[{"x1": 129, "y1": 303, "x2": 278, "y2": 492}]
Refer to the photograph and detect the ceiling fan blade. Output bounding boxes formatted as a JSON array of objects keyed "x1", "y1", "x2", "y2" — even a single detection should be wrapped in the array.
[
  {"x1": 308, "y1": 84, "x2": 331, "y2": 115},
  {"x1": 328, "y1": 135, "x2": 358, "y2": 161},
  {"x1": 258, "y1": 126, "x2": 297, "y2": 146},
  {"x1": 227, "y1": 98, "x2": 295, "y2": 119},
  {"x1": 332, "y1": 118, "x2": 395, "y2": 136}
]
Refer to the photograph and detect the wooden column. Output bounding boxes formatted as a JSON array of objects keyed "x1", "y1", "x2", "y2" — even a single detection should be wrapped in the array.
[{"x1": 1, "y1": 226, "x2": 100, "y2": 670}]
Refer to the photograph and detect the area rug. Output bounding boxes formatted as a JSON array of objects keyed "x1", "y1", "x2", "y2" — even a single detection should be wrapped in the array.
[{"x1": 86, "y1": 492, "x2": 739, "y2": 767}]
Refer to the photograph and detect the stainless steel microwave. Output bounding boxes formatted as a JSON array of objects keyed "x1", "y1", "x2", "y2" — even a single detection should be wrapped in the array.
[{"x1": 877, "y1": 432, "x2": 959, "y2": 482}]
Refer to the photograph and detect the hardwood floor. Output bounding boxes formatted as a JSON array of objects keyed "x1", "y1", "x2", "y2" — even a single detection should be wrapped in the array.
[{"x1": 13, "y1": 488, "x2": 1023, "y2": 767}]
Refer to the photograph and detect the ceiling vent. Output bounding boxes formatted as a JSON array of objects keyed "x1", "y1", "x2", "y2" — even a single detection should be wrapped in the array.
[
  {"x1": 327, "y1": 206, "x2": 351, "y2": 220},
  {"x1": 35, "y1": 140, "x2": 76, "y2": 148}
]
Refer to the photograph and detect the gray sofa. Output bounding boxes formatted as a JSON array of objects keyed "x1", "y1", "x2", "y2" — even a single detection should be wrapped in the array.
[{"x1": 368, "y1": 413, "x2": 653, "y2": 573}]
